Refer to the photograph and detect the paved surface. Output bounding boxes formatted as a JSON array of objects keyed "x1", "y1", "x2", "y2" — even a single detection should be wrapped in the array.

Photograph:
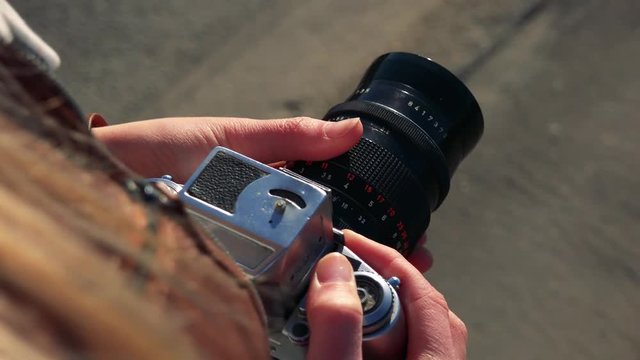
[{"x1": 15, "y1": 0, "x2": 639, "y2": 359}]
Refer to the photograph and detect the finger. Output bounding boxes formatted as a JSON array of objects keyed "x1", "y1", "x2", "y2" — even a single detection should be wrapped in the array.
[
  {"x1": 416, "y1": 232, "x2": 428, "y2": 248},
  {"x1": 94, "y1": 116, "x2": 362, "y2": 182},
  {"x1": 407, "y1": 233, "x2": 433, "y2": 272},
  {"x1": 407, "y1": 246, "x2": 434, "y2": 273},
  {"x1": 306, "y1": 253, "x2": 363, "y2": 360},
  {"x1": 204, "y1": 117, "x2": 363, "y2": 164},
  {"x1": 448, "y1": 310, "x2": 468, "y2": 359},
  {"x1": 343, "y1": 230, "x2": 441, "y2": 306},
  {"x1": 343, "y1": 230, "x2": 457, "y2": 359}
]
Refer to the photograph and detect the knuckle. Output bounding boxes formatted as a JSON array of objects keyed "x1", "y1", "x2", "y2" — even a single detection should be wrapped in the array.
[
  {"x1": 408, "y1": 285, "x2": 450, "y2": 317},
  {"x1": 430, "y1": 290, "x2": 450, "y2": 312},
  {"x1": 382, "y1": 248, "x2": 449, "y2": 307},
  {"x1": 448, "y1": 309, "x2": 468, "y2": 345},
  {"x1": 205, "y1": 126, "x2": 224, "y2": 147},
  {"x1": 459, "y1": 322, "x2": 469, "y2": 342},
  {"x1": 204, "y1": 120, "x2": 234, "y2": 148},
  {"x1": 453, "y1": 314, "x2": 468, "y2": 341},
  {"x1": 278, "y1": 116, "x2": 315, "y2": 134},
  {"x1": 432, "y1": 288, "x2": 447, "y2": 305},
  {"x1": 308, "y1": 287, "x2": 362, "y2": 323},
  {"x1": 310, "y1": 300, "x2": 363, "y2": 328},
  {"x1": 318, "y1": 301, "x2": 362, "y2": 320},
  {"x1": 383, "y1": 248, "x2": 408, "y2": 274}
]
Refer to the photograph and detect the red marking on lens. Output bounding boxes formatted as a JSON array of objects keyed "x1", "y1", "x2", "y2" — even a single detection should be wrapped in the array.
[
  {"x1": 364, "y1": 185, "x2": 373, "y2": 193},
  {"x1": 387, "y1": 208, "x2": 396, "y2": 217},
  {"x1": 321, "y1": 162, "x2": 329, "y2": 170},
  {"x1": 402, "y1": 240, "x2": 409, "y2": 253},
  {"x1": 346, "y1": 172, "x2": 356, "y2": 181}
]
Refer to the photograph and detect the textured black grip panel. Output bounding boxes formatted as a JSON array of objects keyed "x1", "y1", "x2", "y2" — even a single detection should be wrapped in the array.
[{"x1": 187, "y1": 152, "x2": 267, "y2": 213}]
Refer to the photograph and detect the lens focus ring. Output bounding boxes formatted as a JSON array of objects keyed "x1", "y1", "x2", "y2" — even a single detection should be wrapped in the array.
[
  {"x1": 347, "y1": 139, "x2": 424, "y2": 208},
  {"x1": 326, "y1": 100, "x2": 451, "y2": 210},
  {"x1": 324, "y1": 138, "x2": 430, "y2": 253}
]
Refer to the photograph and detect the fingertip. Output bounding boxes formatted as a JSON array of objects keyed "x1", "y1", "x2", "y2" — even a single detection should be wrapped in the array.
[
  {"x1": 218, "y1": 117, "x2": 362, "y2": 163},
  {"x1": 307, "y1": 253, "x2": 360, "y2": 314},
  {"x1": 342, "y1": 229, "x2": 404, "y2": 269},
  {"x1": 417, "y1": 233, "x2": 428, "y2": 247},
  {"x1": 306, "y1": 253, "x2": 363, "y2": 360},
  {"x1": 407, "y1": 247, "x2": 434, "y2": 273},
  {"x1": 314, "y1": 253, "x2": 355, "y2": 284},
  {"x1": 309, "y1": 118, "x2": 362, "y2": 160},
  {"x1": 342, "y1": 229, "x2": 375, "y2": 247},
  {"x1": 322, "y1": 118, "x2": 363, "y2": 140}
]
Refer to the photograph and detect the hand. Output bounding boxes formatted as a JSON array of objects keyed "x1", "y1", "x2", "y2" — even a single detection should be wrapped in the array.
[
  {"x1": 93, "y1": 113, "x2": 431, "y2": 271},
  {"x1": 94, "y1": 115, "x2": 457, "y2": 358},
  {"x1": 93, "y1": 116, "x2": 363, "y2": 182},
  {"x1": 306, "y1": 230, "x2": 467, "y2": 360}
]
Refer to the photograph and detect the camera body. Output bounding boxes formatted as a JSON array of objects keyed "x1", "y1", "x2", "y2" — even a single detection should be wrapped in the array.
[
  {"x1": 147, "y1": 147, "x2": 404, "y2": 359},
  {"x1": 144, "y1": 52, "x2": 483, "y2": 358}
]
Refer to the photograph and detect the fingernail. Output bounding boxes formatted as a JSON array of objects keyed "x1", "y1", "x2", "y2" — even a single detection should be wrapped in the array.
[
  {"x1": 323, "y1": 118, "x2": 360, "y2": 139},
  {"x1": 316, "y1": 253, "x2": 354, "y2": 284},
  {"x1": 87, "y1": 113, "x2": 109, "y2": 129}
]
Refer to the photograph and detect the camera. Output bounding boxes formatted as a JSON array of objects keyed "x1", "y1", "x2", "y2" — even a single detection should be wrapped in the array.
[
  {"x1": 147, "y1": 52, "x2": 482, "y2": 358},
  {"x1": 148, "y1": 147, "x2": 405, "y2": 359},
  {"x1": 290, "y1": 52, "x2": 483, "y2": 255}
]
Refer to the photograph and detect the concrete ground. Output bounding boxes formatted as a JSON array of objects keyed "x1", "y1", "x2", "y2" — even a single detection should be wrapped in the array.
[{"x1": 15, "y1": 0, "x2": 639, "y2": 359}]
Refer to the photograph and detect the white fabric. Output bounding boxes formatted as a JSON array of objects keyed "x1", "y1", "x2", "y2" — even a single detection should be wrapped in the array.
[{"x1": 0, "y1": 0, "x2": 60, "y2": 69}]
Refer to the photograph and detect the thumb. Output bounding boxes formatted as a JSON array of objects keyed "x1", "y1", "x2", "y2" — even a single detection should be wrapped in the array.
[{"x1": 306, "y1": 253, "x2": 363, "y2": 360}]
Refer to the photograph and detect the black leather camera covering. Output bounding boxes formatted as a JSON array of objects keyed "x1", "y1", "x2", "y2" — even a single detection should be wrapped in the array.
[{"x1": 187, "y1": 151, "x2": 268, "y2": 213}]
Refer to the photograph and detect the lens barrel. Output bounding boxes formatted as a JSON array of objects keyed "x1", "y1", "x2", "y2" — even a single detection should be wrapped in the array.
[{"x1": 291, "y1": 52, "x2": 483, "y2": 255}]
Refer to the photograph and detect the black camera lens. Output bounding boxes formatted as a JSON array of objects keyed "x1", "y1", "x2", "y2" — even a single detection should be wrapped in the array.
[{"x1": 291, "y1": 52, "x2": 483, "y2": 255}]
